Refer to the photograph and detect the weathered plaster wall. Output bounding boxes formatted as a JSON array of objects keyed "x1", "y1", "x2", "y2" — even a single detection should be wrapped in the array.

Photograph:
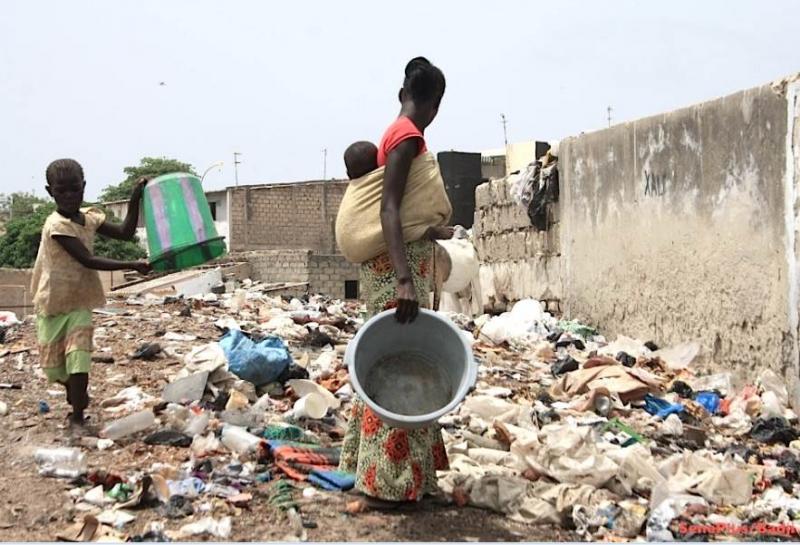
[{"x1": 561, "y1": 81, "x2": 798, "y2": 401}]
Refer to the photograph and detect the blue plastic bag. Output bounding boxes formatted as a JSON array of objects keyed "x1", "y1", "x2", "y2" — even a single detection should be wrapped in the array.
[
  {"x1": 694, "y1": 391, "x2": 720, "y2": 415},
  {"x1": 643, "y1": 393, "x2": 684, "y2": 419},
  {"x1": 219, "y1": 329, "x2": 292, "y2": 386}
]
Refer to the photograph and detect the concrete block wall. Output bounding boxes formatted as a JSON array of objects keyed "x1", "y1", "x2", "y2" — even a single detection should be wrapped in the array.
[
  {"x1": 228, "y1": 181, "x2": 348, "y2": 254},
  {"x1": 473, "y1": 177, "x2": 562, "y2": 312},
  {"x1": 308, "y1": 254, "x2": 361, "y2": 300},
  {"x1": 234, "y1": 250, "x2": 360, "y2": 300},
  {"x1": 239, "y1": 250, "x2": 312, "y2": 284},
  {"x1": 0, "y1": 268, "x2": 33, "y2": 317}
]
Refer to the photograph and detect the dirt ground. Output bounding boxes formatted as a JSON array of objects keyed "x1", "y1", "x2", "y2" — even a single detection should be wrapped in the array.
[{"x1": 0, "y1": 303, "x2": 575, "y2": 542}]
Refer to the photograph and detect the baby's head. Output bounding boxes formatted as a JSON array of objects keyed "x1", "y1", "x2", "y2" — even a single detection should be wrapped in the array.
[{"x1": 344, "y1": 141, "x2": 378, "y2": 180}]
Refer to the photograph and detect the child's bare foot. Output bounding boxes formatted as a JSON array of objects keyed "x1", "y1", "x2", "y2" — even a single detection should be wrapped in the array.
[{"x1": 68, "y1": 412, "x2": 97, "y2": 436}]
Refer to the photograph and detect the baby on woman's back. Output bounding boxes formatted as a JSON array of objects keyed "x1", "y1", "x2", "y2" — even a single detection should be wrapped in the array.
[{"x1": 342, "y1": 140, "x2": 453, "y2": 241}]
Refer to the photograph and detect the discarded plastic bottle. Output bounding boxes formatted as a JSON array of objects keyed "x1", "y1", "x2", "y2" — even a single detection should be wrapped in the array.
[
  {"x1": 101, "y1": 410, "x2": 156, "y2": 440},
  {"x1": 221, "y1": 425, "x2": 265, "y2": 459},
  {"x1": 34, "y1": 447, "x2": 87, "y2": 478}
]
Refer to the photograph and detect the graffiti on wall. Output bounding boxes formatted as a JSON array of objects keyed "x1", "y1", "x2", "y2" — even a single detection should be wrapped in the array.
[{"x1": 643, "y1": 170, "x2": 667, "y2": 196}]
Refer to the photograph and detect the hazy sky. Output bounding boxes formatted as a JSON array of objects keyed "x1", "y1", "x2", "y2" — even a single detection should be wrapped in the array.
[{"x1": 2, "y1": 0, "x2": 799, "y2": 199}]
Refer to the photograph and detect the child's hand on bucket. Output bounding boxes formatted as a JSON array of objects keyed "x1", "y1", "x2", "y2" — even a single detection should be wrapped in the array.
[
  {"x1": 132, "y1": 261, "x2": 152, "y2": 276},
  {"x1": 131, "y1": 176, "x2": 151, "y2": 201}
]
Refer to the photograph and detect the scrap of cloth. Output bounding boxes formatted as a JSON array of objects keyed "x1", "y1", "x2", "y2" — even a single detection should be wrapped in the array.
[
  {"x1": 308, "y1": 469, "x2": 356, "y2": 491},
  {"x1": 335, "y1": 152, "x2": 452, "y2": 264},
  {"x1": 266, "y1": 439, "x2": 343, "y2": 483}
]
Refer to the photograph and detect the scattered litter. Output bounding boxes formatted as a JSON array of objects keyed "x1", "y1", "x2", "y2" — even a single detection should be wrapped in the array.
[
  {"x1": 161, "y1": 495, "x2": 194, "y2": 519},
  {"x1": 161, "y1": 372, "x2": 208, "y2": 403},
  {"x1": 177, "y1": 516, "x2": 232, "y2": 539},
  {"x1": 749, "y1": 417, "x2": 800, "y2": 445},
  {"x1": 96, "y1": 509, "x2": 136, "y2": 528},
  {"x1": 101, "y1": 410, "x2": 156, "y2": 440},
  {"x1": 34, "y1": 447, "x2": 87, "y2": 479},
  {"x1": 552, "y1": 356, "x2": 579, "y2": 376},
  {"x1": 162, "y1": 332, "x2": 197, "y2": 342},
  {"x1": 132, "y1": 343, "x2": 162, "y2": 360},
  {"x1": 3, "y1": 284, "x2": 797, "y2": 542},
  {"x1": 143, "y1": 430, "x2": 193, "y2": 447}
]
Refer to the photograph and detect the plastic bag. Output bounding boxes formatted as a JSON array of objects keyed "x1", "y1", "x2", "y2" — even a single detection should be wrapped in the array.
[
  {"x1": 690, "y1": 373, "x2": 733, "y2": 397},
  {"x1": 661, "y1": 414, "x2": 684, "y2": 436},
  {"x1": 643, "y1": 394, "x2": 684, "y2": 419},
  {"x1": 653, "y1": 342, "x2": 700, "y2": 371},
  {"x1": 757, "y1": 369, "x2": 789, "y2": 406},
  {"x1": 191, "y1": 432, "x2": 223, "y2": 458},
  {"x1": 479, "y1": 299, "x2": 554, "y2": 348},
  {"x1": 694, "y1": 391, "x2": 720, "y2": 415},
  {"x1": 219, "y1": 329, "x2": 292, "y2": 386},
  {"x1": 178, "y1": 516, "x2": 231, "y2": 539}
]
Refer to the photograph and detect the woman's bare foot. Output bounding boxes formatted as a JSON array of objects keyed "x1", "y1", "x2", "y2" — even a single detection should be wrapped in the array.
[{"x1": 363, "y1": 496, "x2": 403, "y2": 510}]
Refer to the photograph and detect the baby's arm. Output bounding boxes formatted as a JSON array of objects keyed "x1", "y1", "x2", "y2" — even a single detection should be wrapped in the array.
[
  {"x1": 53, "y1": 235, "x2": 151, "y2": 275},
  {"x1": 97, "y1": 177, "x2": 148, "y2": 241}
]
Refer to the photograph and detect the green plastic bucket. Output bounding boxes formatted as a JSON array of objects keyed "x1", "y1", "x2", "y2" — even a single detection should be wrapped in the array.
[{"x1": 143, "y1": 172, "x2": 227, "y2": 272}]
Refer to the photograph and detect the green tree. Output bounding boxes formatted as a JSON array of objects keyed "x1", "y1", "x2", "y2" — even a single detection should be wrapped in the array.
[
  {"x1": 99, "y1": 157, "x2": 196, "y2": 202},
  {"x1": 93, "y1": 208, "x2": 148, "y2": 262},
  {"x1": 0, "y1": 192, "x2": 50, "y2": 223},
  {"x1": 0, "y1": 203, "x2": 55, "y2": 268},
  {"x1": 0, "y1": 204, "x2": 146, "y2": 269}
]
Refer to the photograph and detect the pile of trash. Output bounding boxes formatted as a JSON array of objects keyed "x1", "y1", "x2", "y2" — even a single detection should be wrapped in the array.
[
  {"x1": 1, "y1": 280, "x2": 799, "y2": 541},
  {"x1": 437, "y1": 300, "x2": 800, "y2": 541}
]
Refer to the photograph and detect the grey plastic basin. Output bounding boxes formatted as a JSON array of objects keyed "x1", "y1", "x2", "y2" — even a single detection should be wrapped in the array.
[{"x1": 345, "y1": 308, "x2": 477, "y2": 429}]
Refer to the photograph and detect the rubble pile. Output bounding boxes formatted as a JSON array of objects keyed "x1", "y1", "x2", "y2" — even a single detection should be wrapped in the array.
[{"x1": 0, "y1": 280, "x2": 799, "y2": 541}]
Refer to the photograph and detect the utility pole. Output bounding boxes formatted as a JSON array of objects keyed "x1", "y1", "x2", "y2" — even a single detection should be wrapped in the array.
[
  {"x1": 607, "y1": 106, "x2": 613, "y2": 128},
  {"x1": 322, "y1": 148, "x2": 328, "y2": 180},
  {"x1": 501, "y1": 114, "x2": 508, "y2": 146},
  {"x1": 233, "y1": 152, "x2": 242, "y2": 187}
]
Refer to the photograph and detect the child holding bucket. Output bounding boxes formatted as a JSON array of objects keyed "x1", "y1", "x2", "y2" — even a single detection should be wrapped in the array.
[
  {"x1": 339, "y1": 57, "x2": 453, "y2": 507},
  {"x1": 30, "y1": 159, "x2": 151, "y2": 429}
]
